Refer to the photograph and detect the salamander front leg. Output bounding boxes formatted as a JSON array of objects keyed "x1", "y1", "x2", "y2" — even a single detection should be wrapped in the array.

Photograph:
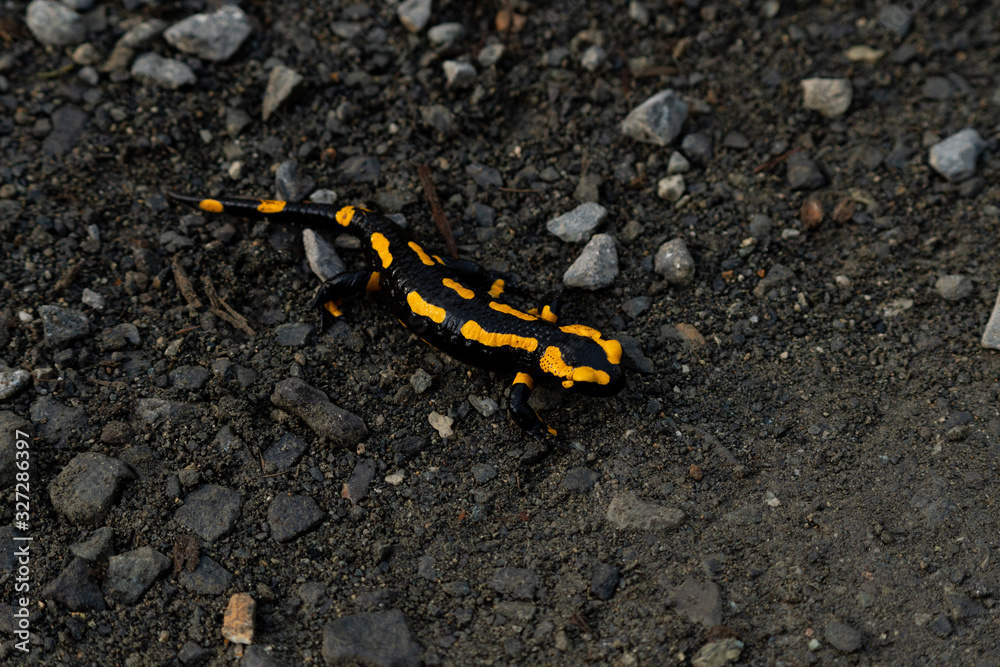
[
  {"x1": 309, "y1": 271, "x2": 380, "y2": 329},
  {"x1": 509, "y1": 372, "x2": 567, "y2": 449}
]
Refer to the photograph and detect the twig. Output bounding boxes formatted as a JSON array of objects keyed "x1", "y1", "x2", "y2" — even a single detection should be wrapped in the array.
[
  {"x1": 417, "y1": 164, "x2": 459, "y2": 259},
  {"x1": 753, "y1": 147, "x2": 800, "y2": 174},
  {"x1": 172, "y1": 261, "x2": 202, "y2": 309},
  {"x1": 498, "y1": 187, "x2": 543, "y2": 194},
  {"x1": 53, "y1": 262, "x2": 82, "y2": 294},
  {"x1": 201, "y1": 275, "x2": 256, "y2": 336},
  {"x1": 632, "y1": 66, "x2": 679, "y2": 78}
]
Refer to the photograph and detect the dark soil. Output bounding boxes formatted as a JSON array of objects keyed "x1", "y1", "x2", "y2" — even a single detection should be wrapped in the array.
[{"x1": 1, "y1": 0, "x2": 999, "y2": 665}]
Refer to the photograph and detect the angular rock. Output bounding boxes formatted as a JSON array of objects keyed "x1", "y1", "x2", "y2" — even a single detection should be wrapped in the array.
[
  {"x1": 488, "y1": 567, "x2": 539, "y2": 600},
  {"x1": 274, "y1": 323, "x2": 312, "y2": 347},
  {"x1": 654, "y1": 238, "x2": 695, "y2": 284},
  {"x1": 428, "y1": 22, "x2": 465, "y2": 46},
  {"x1": 563, "y1": 234, "x2": 618, "y2": 290},
  {"x1": 42, "y1": 558, "x2": 106, "y2": 612},
  {"x1": 322, "y1": 610, "x2": 421, "y2": 667},
  {"x1": 179, "y1": 556, "x2": 233, "y2": 595},
  {"x1": 69, "y1": 526, "x2": 115, "y2": 561},
  {"x1": 667, "y1": 151, "x2": 691, "y2": 175},
  {"x1": 670, "y1": 578, "x2": 722, "y2": 628},
  {"x1": 262, "y1": 65, "x2": 304, "y2": 121},
  {"x1": 268, "y1": 493, "x2": 325, "y2": 542},
  {"x1": 929, "y1": 128, "x2": 985, "y2": 183},
  {"x1": 39, "y1": 305, "x2": 89, "y2": 347},
  {"x1": 562, "y1": 467, "x2": 599, "y2": 493},
  {"x1": 620, "y1": 89, "x2": 688, "y2": 146},
  {"x1": 102, "y1": 323, "x2": 140, "y2": 350},
  {"x1": 547, "y1": 202, "x2": 607, "y2": 243},
  {"x1": 681, "y1": 132, "x2": 713, "y2": 166},
  {"x1": 26, "y1": 0, "x2": 86, "y2": 46},
  {"x1": 223, "y1": 593, "x2": 256, "y2": 645},
  {"x1": 443, "y1": 60, "x2": 476, "y2": 89},
  {"x1": 131, "y1": 52, "x2": 196, "y2": 89},
  {"x1": 175, "y1": 485, "x2": 243, "y2": 542},
  {"x1": 591, "y1": 562, "x2": 620, "y2": 600},
  {"x1": 30, "y1": 396, "x2": 90, "y2": 445},
  {"x1": 825, "y1": 621, "x2": 863, "y2": 653},
  {"x1": 340, "y1": 156, "x2": 381, "y2": 183},
  {"x1": 606, "y1": 492, "x2": 684, "y2": 531},
  {"x1": 935, "y1": 275, "x2": 972, "y2": 301},
  {"x1": 466, "y1": 162, "x2": 503, "y2": 189},
  {"x1": 786, "y1": 151, "x2": 825, "y2": 190},
  {"x1": 169, "y1": 365, "x2": 210, "y2": 390},
  {"x1": 136, "y1": 398, "x2": 201, "y2": 425},
  {"x1": 801, "y1": 78, "x2": 853, "y2": 118},
  {"x1": 303, "y1": 229, "x2": 347, "y2": 281},
  {"x1": 657, "y1": 175, "x2": 686, "y2": 202},
  {"x1": 753, "y1": 264, "x2": 795, "y2": 298},
  {"x1": 692, "y1": 638, "x2": 744, "y2": 667},
  {"x1": 163, "y1": 5, "x2": 252, "y2": 62},
  {"x1": 981, "y1": 285, "x2": 1000, "y2": 350},
  {"x1": 0, "y1": 369, "x2": 30, "y2": 401},
  {"x1": 398, "y1": 0, "x2": 433, "y2": 33},
  {"x1": 270, "y1": 378, "x2": 367, "y2": 447},
  {"x1": 104, "y1": 547, "x2": 171, "y2": 604},
  {"x1": 344, "y1": 459, "x2": 376, "y2": 502},
  {"x1": 263, "y1": 432, "x2": 309, "y2": 471},
  {"x1": 44, "y1": 106, "x2": 88, "y2": 156},
  {"x1": 49, "y1": 453, "x2": 133, "y2": 525}
]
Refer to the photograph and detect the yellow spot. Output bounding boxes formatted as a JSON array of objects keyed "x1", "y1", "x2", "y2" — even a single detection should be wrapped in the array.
[
  {"x1": 443, "y1": 278, "x2": 474, "y2": 299},
  {"x1": 336, "y1": 206, "x2": 356, "y2": 227},
  {"x1": 560, "y1": 324, "x2": 623, "y2": 365},
  {"x1": 433, "y1": 255, "x2": 444, "y2": 264},
  {"x1": 513, "y1": 372, "x2": 534, "y2": 389},
  {"x1": 409, "y1": 242, "x2": 436, "y2": 266},
  {"x1": 540, "y1": 305, "x2": 558, "y2": 323},
  {"x1": 488, "y1": 279, "x2": 505, "y2": 298},
  {"x1": 371, "y1": 233, "x2": 393, "y2": 268},
  {"x1": 199, "y1": 199, "x2": 223, "y2": 213},
  {"x1": 539, "y1": 346, "x2": 611, "y2": 385},
  {"x1": 489, "y1": 301, "x2": 536, "y2": 321},
  {"x1": 547, "y1": 426, "x2": 558, "y2": 436},
  {"x1": 256, "y1": 199, "x2": 286, "y2": 214},
  {"x1": 460, "y1": 320, "x2": 538, "y2": 353},
  {"x1": 366, "y1": 272, "x2": 381, "y2": 292},
  {"x1": 324, "y1": 301, "x2": 343, "y2": 318},
  {"x1": 407, "y1": 291, "x2": 446, "y2": 324}
]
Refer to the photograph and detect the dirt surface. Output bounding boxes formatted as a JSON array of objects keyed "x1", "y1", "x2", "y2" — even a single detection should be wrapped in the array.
[{"x1": 1, "y1": 0, "x2": 1000, "y2": 665}]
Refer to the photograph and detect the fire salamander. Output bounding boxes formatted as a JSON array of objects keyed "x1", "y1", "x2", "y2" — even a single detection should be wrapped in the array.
[{"x1": 169, "y1": 193, "x2": 625, "y2": 443}]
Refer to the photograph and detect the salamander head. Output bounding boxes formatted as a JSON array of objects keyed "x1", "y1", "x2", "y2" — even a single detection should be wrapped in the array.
[{"x1": 538, "y1": 325, "x2": 625, "y2": 397}]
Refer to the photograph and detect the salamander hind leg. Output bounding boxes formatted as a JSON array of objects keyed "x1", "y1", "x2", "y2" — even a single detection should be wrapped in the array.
[{"x1": 310, "y1": 270, "x2": 380, "y2": 329}]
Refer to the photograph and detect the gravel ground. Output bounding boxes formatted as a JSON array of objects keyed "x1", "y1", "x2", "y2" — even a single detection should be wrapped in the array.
[{"x1": 2, "y1": 0, "x2": 1000, "y2": 665}]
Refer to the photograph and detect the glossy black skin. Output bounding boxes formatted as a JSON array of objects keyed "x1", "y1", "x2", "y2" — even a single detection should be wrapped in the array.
[{"x1": 168, "y1": 193, "x2": 625, "y2": 439}]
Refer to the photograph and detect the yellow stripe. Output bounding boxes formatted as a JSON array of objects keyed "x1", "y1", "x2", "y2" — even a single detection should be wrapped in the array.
[
  {"x1": 489, "y1": 301, "x2": 536, "y2": 321},
  {"x1": 408, "y1": 242, "x2": 436, "y2": 266},
  {"x1": 366, "y1": 272, "x2": 381, "y2": 292},
  {"x1": 538, "y1": 346, "x2": 611, "y2": 386},
  {"x1": 559, "y1": 324, "x2": 622, "y2": 365},
  {"x1": 443, "y1": 278, "x2": 474, "y2": 299},
  {"x1": 257, "y1": 200, "x2": 286, "y2": 213},
  {"x1": 460, "y1": 320, "x2": 538, "y2": 353},
  {"x1": 513, "y1": 372, "x2": 534, "y2": 389},
  {"x1": 488, "y1": 279, "x2": 505, "y2": 298},
  {"x1": 540, "y1": 305, "x2": 558, "y2": 323},
  {"x1": 371, "y1": 233, "x2": 392, "y2": 268},
  {"x1": 336, "y1": 206, "x2": 356, "y2": 227},
  {"x1": 407, "y1": 291, "x2": 446, "y2": 323},
  {"x1": 199, "y1": 199, "x2": 223, "y2": 213}
]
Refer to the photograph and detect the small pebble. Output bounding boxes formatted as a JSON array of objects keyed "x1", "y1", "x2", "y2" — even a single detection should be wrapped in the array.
[
  {"x1": 410, "y1": 368, "x2": 432, "y2": 394},
  {"x1": 0, "y1": 369, "x2": 31, "y2": 401},
  {"x1": 621, "y1": 89, "x2": 688, "y2": 146},
  {"x1": 468, "y1": 395, "x2": 498, "y2": 417},
  {"x1": 786, "y1": 151, "x2": 825, "y2": 190},
  {"x1": 681, "y1": 133, "x2": 712, "y2": 166},
  {"x1": 262, "y1": 65, "x2": 303, "y2": 121},
  {"x1": 222, "y1": 593, "x2": 256, "y2": 644},
  {"x1": 546, "y1": 202, "x2": 607, "y2": 243},
  {"x1": 131, "y1": 53, "x2": 196, "y2": 89},
  {"x1": 303, "y1": 229, "x2": 346, "y2": 280},
  {"x1": 981, "y1": 285, "x2": 1000, "y2": 350},
  {"x1": 801, "y1": 78, "x2": 853, "y2": 118},
  {"x1": 428, "y1": 22, "x2": 466, "y2": 46},
  {"x1": 657, "y1": 175, "x2": 686, "y2": 202},
  {"x1": 667, "y1": 151, "x2": 690, "y2": 175},
  {"x1": 800, "y1": 196, "x2": 824, "y2": 229},
  {"x1": 26, "y1": 0, "x2": 85, "y2": 46},
  {"x1": 428, "y1": 411, "x2": 454, "y2": 438},
  {"x1": 654, "y1": 238, "x2": 695, "y2": 285},
  {"x1": 163, "y1": 5, "x2": 252, "y2": 62},
  {"x1": 563, "y1": 234, "x2": 619, "y2": 290},
  {"x1": 398, "y1": 0, "x2": 433, "y2": 33},
  {"x1": 928, "y1": 128, "x2": 985, "y2": 183},
  {"x1": 443, "y1": 60, "x2": 476, "y2": 89},
  {"x1": 935, "y1": 275, "x2": 972, "y2": 301}
]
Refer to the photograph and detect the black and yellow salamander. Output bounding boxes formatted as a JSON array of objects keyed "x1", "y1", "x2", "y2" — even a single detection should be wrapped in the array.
[{"x1": 169, "y1": 193, "x2": 625, "y2": 442}]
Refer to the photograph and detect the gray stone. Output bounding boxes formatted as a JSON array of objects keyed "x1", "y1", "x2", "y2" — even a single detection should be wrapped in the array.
[
  {"x1": 309, "y1": 189, "x2": 338, "y2": 205},
  {"x1": 262, "y1": 65, "x2": 304, "y2": 121},
  {"x1": 981, "y1": 285, "x2": 1000, "y2": 350},
  {"x1": 563, "y1": 234, "x2": 618, "y2": 290},
  {"x1": 226, "y1": 107, "x2": 251, "y2": 137},
  {"x1": 303, "y1": 229, "x2": 346, "y2": 281},
  {"x1": 179, "y1": 556, "x2": 233, "y2": 595},
  {"x1": 102, "y1": 323, "x2": 140, "y2": 350},
  {"x1": 620, "y1": 89, "x2": 688, "y2": 146},
  {"x1": 0, "y1": 412, "x2": 29, "y2": 487},
  {"x1": 269, "y1": 494, "x2": 324, "y2": 542},
  {"x1": 242, "y1": 645, "x2": 286, "y2": 667},
  {"x1": 923, "y1": 76, "x2": 955, "y2": 100},
  {"x1": 581, "y1": 44, "x2": 606, "y2": 72},
  {"x1": 0, "y1": 369, "x2": 30, "y2": 401},
  {"x1": 263, "y1": 433, "x2": 309, "y2": 471},
  {"x1": 275, "y1": 159, "x2": 300, "y2": 201},
  {"x1": 657, "y1": 175, "x2": 686, "y2": 202},
  {"x1": 30, "y1": 396, "x2": 91, "y2": 445},
  {"x1": 489, "y1": 568, "x2": 539, "y2": 600},
  {"x1": 574, "y1": 173, "x2": 602, "y2": 202},
  {"x1": 878, "y1": 4, "x2": 913, "y2": 36},
  {"x1": 178, "y1": 642, "x2": 212, "y2": 665},
  {"x1": 443, "y1": 60, "x2": 476, "y2": 89},
  {"x1": 477, "y1": 43, "x2": 506, "y2": 67},
  {"x1": 935, "y1": 275, "x2": 972, "y2": 301},
  {"x1": 825, "y1": 621, "x2": 863, "y2": 653},
  {"x1": 547, "y1": 202, "x2": 607, "y2": 243},
  {"x1": 591, "y1": 562, "x2": 620, "y2": 600},
  {"x1": 929, "y1": 128, "x2": 985, "y2": 183},
  {"x1": 670, "y1": 578, "x2": 722, "y2": 628},
  {"x1": 692, "y1": 638, "x2": 744, "y2": 667},
  {"x1": 49, "y1": 453, "x2": 133, "y2": 525},
  {"x1": 44, "y1": 105, "x2": 88, "y2": 156},
  {"x1": 163, "y1": 5, "x2": 252, "y2": 62},
  {"x1": 722, "y1": 131, "x2": 750, "y2": 149},
  {"x1": 786, "y1": 151, "x2": 825, "y2": 190},
  {"x1": 69, "y1": 526, "x2": 115, "y2": 561},
  {"x1": 274, "y1": 323, "x2": 313, "y2": 347},
  {"x1": 801, "y1": 78, "x2": 853, "y2": 118},
  {"x1": 471, "y1": 463, "x2": 498, "y2": 484},
  {"x1": 929, "y1": 612, "x2": 952, "y2": 637},
  {"x1": 681, "y1": 132, "x2": 713, "y2": 166},
  {"x1": 619, "y1": 335, "x2": 654, "y2": 374},
  {"x1": 26, "y1": 0, "x2": 86, "y2": 46},
  {"x1": 340, "y1": 156, "x2": 381, "y2": 183},
  {"x1": 42, "y1": 558, "x2": 106, "y2": 612},
  {"x1": 118, "y1": 19, "x2": 168, "y2": 49},
  {"x1": 753, "y1": 263, "x2": 795, "y2": 298},
  {"x1": 136, "y1": 398, "x2": 201, "y2": 425},
  {"x1": 131, "y1": 52, "x2": 196, "y2": 89},
  {"x1": 606, "y1": 492, "x2": 685, "y2": 531},
  {"x1": 410, "y1": 368, "x2": 432, "y2": 394},
  {"x1": 169, "y1": 365, "x2": 210, "y2": 390},
  {"x1": 654, "y1": 238, "x2": 695, "y2": 284},
  {"x1": 322, "y1": 610, "x2": 421, "y2": 667},
  {"x1": 39, "y1": 305, "x2": 90, "y2": 347},
  {"x1": 343, "y1": 459, "x2": 376, "y2": 502},
  {"x1": 667, "y1": 151, "x2": 691, "y2": 175},
  {"x1": 428, "y1": 22, "x2": 465, "y2": 46},
  {"x1": 104, "y1": 547, "x2": 171, "y2": 605},
  {"x1": 270, "y1": 378, "x2": 368, "y2": 446},
  {"x1": 466, "y1": 162, "x2": 502, "y2": 189},
  {"x1": 622, "y1": 296, "x2": 651, "y2": 319},
  {"x1": 398, "y1": 0, "x2": 432, "y2": 33},
  {"x1": 468, "y1": 395, "x2": 498, "y2": 417},
  {"x1": 175, "y1": 485, "x2": 243, "y2": 542},
  {"x1": 562, "y1": 467, "x2": 599, "y2": 493}
]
